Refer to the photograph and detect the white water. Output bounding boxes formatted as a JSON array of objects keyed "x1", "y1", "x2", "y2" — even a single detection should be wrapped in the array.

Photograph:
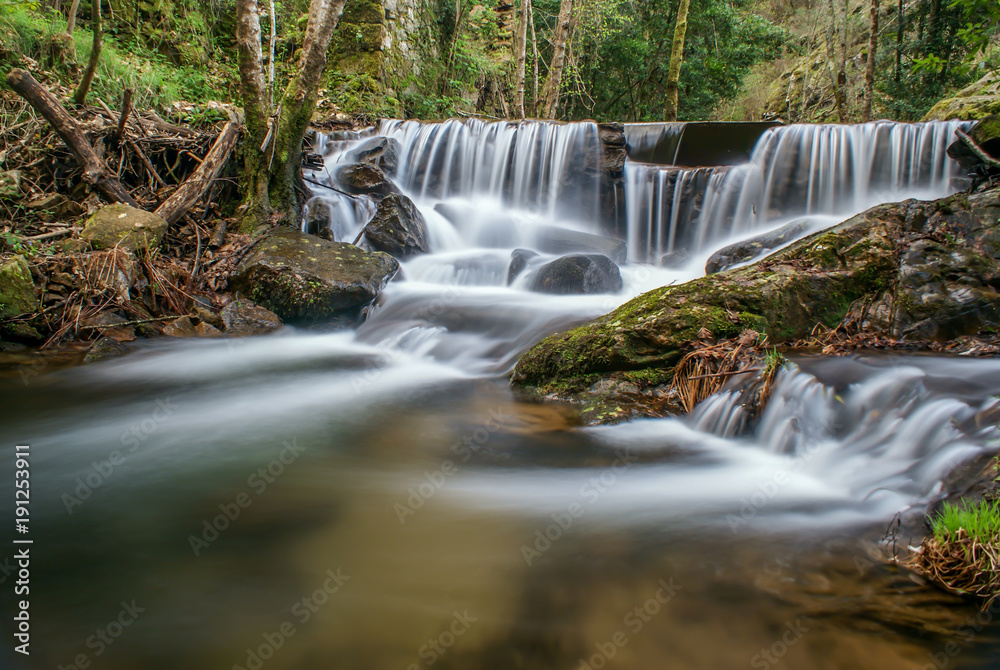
[{"x1": 625, "y1": 120, "x2": 969, "y2": 262}]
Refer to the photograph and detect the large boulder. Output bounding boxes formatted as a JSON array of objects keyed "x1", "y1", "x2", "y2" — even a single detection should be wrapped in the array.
[
  {"x1": 705, "y1": 218, "x2": 815, "y2": 274},
  {"x1": 230, "y1": 228, "x2": 399, "y2": 324},
  {"x1": 512, "y1": 188, "x2": 1000, "y2": 402},
  {"x1": 335, "y1": 163, "x2": 399, "y2": 198},
  {"x1": 531, "y1": 254, "x2": 623, "y2": 295},
  {"x1": 80, "y1": 204, "x2": 168, "y2": 252},
  {"x1": 947, "y1": 115, "x2": 1000, "y2": 174},
  {"x1": 0, "y1": 256, "x2": 37, "y2": 318},
  {"x1": 363, "y1": 193, "x2": 430, "y2": 257}
]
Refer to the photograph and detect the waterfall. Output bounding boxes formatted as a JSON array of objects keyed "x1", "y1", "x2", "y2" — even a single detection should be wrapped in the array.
[{"x1": 624, "y1": 120, "x2": 970, "y2": 262}]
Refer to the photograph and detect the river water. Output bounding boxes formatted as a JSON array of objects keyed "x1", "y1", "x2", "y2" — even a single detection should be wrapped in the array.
[{"x1": 1, "y1": 119, "x2": 998, "y2": 669}]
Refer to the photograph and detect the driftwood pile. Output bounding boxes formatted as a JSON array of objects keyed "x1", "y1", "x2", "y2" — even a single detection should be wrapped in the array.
[{"x1": 1, "y1": 69, "x2": 251, "y2": 349}]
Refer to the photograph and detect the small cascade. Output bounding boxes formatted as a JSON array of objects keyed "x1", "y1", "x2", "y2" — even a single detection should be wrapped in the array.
[
  {"x1": 378, "y1": 118, "x2": 606, "y2": 225},
  {"x1": 624, "y1": 122, "x2": 685, "y2": 164},
  {"x1": 625, "y1": 120, "x2": 969, "y2": 262}
]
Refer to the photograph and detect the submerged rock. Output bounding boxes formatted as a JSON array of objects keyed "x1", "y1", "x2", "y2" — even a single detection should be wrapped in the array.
[
  {"x1": 659, "y1": 248, "x2": 691, "y2": 268},
  {"x1": 363, "y1": 193, "x2": 430, "y2": 257},
  {"x1": 512, "y1": 187, "x2": 1000, "y2": 411},
  {"x1": 230, "y1": 228, "x2": 399, "y2": 325},
  {"x1": 705, "y1": 219, "x2": 814, "y2": 274},
  {"x1": 221, "y1": 299, "x2": 283, "y2": 336},
  {"x1": 0, "y1": 255, "x2": 38, "y2": 318},
  {"x1": 84, "y1": 336, "x2": 129, "y2": 363},
  {"x1": 335, "y1": 163, "x2": 399, "y2": 198},
  {"x1": 531, "y1": 254, "x2": 623, "y2": 295},
  {"x1": 80, "y1": 204, "x2": 168, "y2": 252},
  {"x1": 507, "y1": 248, "x2": 539, "y2": 284}
]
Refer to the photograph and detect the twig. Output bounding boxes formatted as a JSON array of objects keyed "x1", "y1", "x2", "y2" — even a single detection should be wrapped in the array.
[
  {"x1": 23, "y1": 228, "x2": 77, "y2": 241},
  {"x1": 77, "y1": 315, "x2": 181, "y2": 330},
  {"x1": 116, "y1": 89, "x2": 132, "y2": 143},
  {"x1": 685, "y1": 367, "x2": 763, "y2": 381}
]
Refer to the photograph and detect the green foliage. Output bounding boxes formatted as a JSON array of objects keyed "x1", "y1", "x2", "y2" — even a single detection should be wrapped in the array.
[{"x1": 932, "y1": 499, "x2": 1000, "y2": 544}]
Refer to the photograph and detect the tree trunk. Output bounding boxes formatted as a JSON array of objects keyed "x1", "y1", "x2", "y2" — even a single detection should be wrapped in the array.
[
  {"x1": 66, "y1": 0, "x2": 82, "y2": 35},
  {"x1": 235, "y1": 0, "x2": 271, "y2": 230},
  {"x1": 863, "y1": 0, "x2": 878, "y2": 121},
  {"x1": 155, "y1": 122, "x2": 241, "y2": 225},
  {"x1": 539, "y1": 0, "x2": 574, "y2": 119},
  {"x1": 73, "y1": 0, "x2": 101, "y2": 106},
  {"x1": 663, "y1": 0, "x2": 691, "y2": 121},
  {"x1": 837, "y1": 0, "x2": 848, "y2": 113},
  {"x1": 514, "y1": 0, "x2": 530, "y2": 118},
  {"x1": 529, "y1": 0, "x2": 539, "y2": 115},
  {"x1": 269, "y1": 0, "x2": 347, "y2": 219},
  {"x1": 824, "y1": 0, "x2": 847, "y2": 121},
  {"x1": 268, "y1": 0, "x2": 277, "y2": 106}
]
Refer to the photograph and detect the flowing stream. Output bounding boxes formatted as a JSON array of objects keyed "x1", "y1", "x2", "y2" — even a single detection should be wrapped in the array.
[{"x1": 2, "y1": 119, "x2": 999, "y2": 670}]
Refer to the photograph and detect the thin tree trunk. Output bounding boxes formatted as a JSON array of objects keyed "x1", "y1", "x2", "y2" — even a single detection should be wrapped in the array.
[
  {"x1": 837, "y1": 0, "x2": 848, "y2": 113},
  {"x1": 514, "y1": 0, "x2": 530, "y2": 118},
  {"x1": 268, "y1": 0, "x2": 277, "y2": 105},
  {"x1": 73, "y1": 0, "x2": 101, "y2": 106},
  {"x1": 663, "y1": 0, "x2": 691, "y2": 121},
  {"x1": 66, "y1": 0, "x2": 82, "y2": 35},
  {"x1": 236, "y1": 0, "x2": 272, "y2": 229},
  {"x1": 895, "y1": 0, "x2": 902, "y2": 116},
  {"x1": 268, "y1": 0, "x2": 348, "y2": 218},
  {"x1": 539, "y1": 0, "x2": 574, "y2": 119},
  {"x1": 529, "y1": 0, "x2": 539, "y2": 115},
  {"x1": 824, "y1": 0, "x2": 847, "y2": 121},
  {"x1": 863, "y1": 0, "x2": 878, "y2": 121},
  {"x1": 154, "y1": 122, "x2": 241, "y2": 225}
]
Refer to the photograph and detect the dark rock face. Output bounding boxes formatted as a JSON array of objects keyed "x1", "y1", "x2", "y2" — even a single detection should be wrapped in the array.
[
  {"x1": 230, "y1": 228, "x2": 399, "y2": 325},
  {"x1": 507, "y1": 248, "x2": 539, "y2": 285},
  {"x1": 512, "y1": 187, "x2": 1000, "y2": 406},
  {"x1": 363, "y1": 194, "x2": 430, "y2": 257},
  {"x1": 221, "y1": 299, "x2": 283, "y2": 336},
  {"x1": 84, "y1": 337, "x2": 130, "y2": 363},
  {"x1": 531, "y1": 254, "x2": 623, "y2": 295},
  {"x1": 335, "y1": 163, "x2": 399, "y2": 198},
  {"x1": 705, "y1": 219, "x2": 814, "y2": 274},
  {"x1": 659, "y1": 248, "x2": 691, "y2": 268},
  {"x1": 348, "y1": 136, "x2": 401, "y2": 172},
  {"x1": 947, "y1": 115, "x2": 1000, "y2": 174}
]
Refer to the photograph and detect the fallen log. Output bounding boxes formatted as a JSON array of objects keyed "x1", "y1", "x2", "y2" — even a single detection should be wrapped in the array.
[
  {"x1": 154, "y1": 121, "x2": 240, "y2": 225},
  {"x1": 6, "y1": 68, "x2": 139, "y2": 207}
]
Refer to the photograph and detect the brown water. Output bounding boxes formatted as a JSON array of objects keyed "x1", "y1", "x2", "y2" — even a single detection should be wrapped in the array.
[{"x1": 2, "y1": 338, "x2": 999, "y2": 670}]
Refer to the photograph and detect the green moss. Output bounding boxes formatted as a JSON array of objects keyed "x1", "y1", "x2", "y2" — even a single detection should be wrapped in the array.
[{"x1": 0, "y1": 256, "x2": 38, "y2": 318}]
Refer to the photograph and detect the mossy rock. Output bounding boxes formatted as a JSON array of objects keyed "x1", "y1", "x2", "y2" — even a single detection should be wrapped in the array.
[
  {"x1": 80, "y1": 204, "x2": 168, "y2": 252},
  {"x1": 340, "y1": 0, "x2": 386, "y2": 25},
  {"x1": 329, "y1": 21, "x2": 386, "y2": 57},
  {"x1": 512, "y1": 189, "x2": 1000, "y2": 401},
  {"x1": 0, "y1": 255, "x2": 38, "y2": 318},
  {"x1": 230, "y1": 228, "x2": 399, "y2": 325}
]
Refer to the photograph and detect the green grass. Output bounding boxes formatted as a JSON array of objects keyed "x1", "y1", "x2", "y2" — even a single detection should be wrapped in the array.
[
  {"x1": 0, "y1": 5, "x2": 236, "y2": 110},
  {"x1": 932, "y1": 499, "x2": 1000, "y2": 543}
]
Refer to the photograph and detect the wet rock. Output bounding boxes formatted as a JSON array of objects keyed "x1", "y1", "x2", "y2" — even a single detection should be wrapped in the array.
[
  {"x1": 946, "y1": 115, "x2": 1000, "y2": 174},
  {"x1": 348, "y1": 136, "x2": 401, "y2": 172},
  {"x1": 80, "y1": 204, "x2": 168, "y2": 252},
  {"x1": 0, "y1": 256, "x2": 38, "y2": 318},
  {"x1": 163, "y1": 315, "x2": 198, "y2": 337},
  {"x1": 512, "y1": 188, "x2": 1000, "y2": 404},
  {"x1": 84, "y1": 336, "x2": 129, "y2": 363},
  {"x1": 705, "y1": 219, "x2": 815, "y2": 274},
  {"x1": 363, "y1": 193, "x2": 430, "y2": 257},
  {"x1": 531, "y1": 254, "x2": 623, "y2": 295},
  {"x1": 659, "y1": 248, "x2": 691, "y2": 268},
  {"x1": 507, "y1": 248, "x2": 539, "y2": 284},
  {"x1": 335, "y1": 163, "x2": 399, "y2": 198},
  {"x1": 194, "y1": 322, "x2": 224, "y2": 338},
  {"x1": 194, "y1": 306, "x2": 225, "y2": 331},
  {"x1": 220, "y1": 299, "x2": 283, "y2": 336},
  {"x1": 230, "y1": 228, "x2": 399, "y2": 325},
  {"x1": 81, "y1": 312, "x2": 135, "y2": 342}
]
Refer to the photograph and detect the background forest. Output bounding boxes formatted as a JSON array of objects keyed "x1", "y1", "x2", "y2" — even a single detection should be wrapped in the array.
[{"x1": 0, "y1": 0, "x2": 999, "y2": 127}]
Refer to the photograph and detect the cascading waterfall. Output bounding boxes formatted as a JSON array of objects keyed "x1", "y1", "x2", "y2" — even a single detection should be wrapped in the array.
[{"x1": 625, "y1": 120, "x2": 970, "y2": 262}]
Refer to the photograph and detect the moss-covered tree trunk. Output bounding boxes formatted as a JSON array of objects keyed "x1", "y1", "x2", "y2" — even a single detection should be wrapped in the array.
[
  {"x1": 663, "y1": 0, "x2": 691, "y2": 122},
  {"x1": 235, "y1": 0, "x2": 347, "y2": 232},
  {"x1": 824, "y1": 0, "x2": 847, "y2": 121},
  {"x1": 514, "y1": 0, "x2": 530, "y2": 117}
]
